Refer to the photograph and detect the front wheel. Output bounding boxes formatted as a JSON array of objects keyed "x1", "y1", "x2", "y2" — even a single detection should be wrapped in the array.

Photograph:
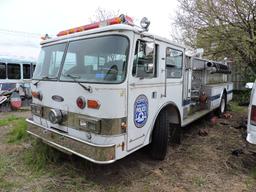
[{"x1": 150, "y1": 109, "x2": 169, "y2": 160}]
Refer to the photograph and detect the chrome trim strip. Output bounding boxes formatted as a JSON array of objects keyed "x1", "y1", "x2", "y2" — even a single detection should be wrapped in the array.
[
  {"x1": 129, "y1": 134, "x2": 145, "y2": 143},
  {"x1": 27, "y1": 130, "x2": 116, "y2": 164},
  {"x1": 26, "y1": 118, "x2": 115, "y2": 148}
]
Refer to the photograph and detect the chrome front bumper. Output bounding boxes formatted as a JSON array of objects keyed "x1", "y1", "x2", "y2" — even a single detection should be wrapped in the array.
[{"x1": 26, "y1": 118, "x2": 116, "y2": 164}]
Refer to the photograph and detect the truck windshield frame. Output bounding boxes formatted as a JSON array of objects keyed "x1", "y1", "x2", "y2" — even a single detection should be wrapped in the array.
[{"x1": 33, "y1": 35, "x2": 130, "y2": 84}]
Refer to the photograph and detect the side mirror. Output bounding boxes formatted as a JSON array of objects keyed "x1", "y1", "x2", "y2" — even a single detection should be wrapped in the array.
[
  {"x1": 144, "y1": 63, "x2": 154, "y2": 73},
  {"x1": 245, "y1": 82, "x2": 254, "y2": 89}
]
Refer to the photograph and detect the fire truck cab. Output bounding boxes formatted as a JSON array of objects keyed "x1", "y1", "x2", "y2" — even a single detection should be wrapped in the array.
[{"x1": 26, "y1": 15, "x2": 233, "y2": 164}]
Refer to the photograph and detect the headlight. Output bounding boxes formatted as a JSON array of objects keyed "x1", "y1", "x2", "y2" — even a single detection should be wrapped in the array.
[
  {"x1": 78, "y1": 117, "x2": 100, "y2": 133},
  {"x1": 77, "y1": 117, "x2": 127, "y2": 135},
  {"x1": 48, "y1": 109, "x2": 63, "y2": 124},
  {"x1": 79, "y1": 119, "x2": 97, "y2": 131}
]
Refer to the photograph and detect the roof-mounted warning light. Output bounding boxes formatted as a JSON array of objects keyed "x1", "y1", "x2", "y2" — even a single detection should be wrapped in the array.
[{"x1": 57, "y1": 14, "x2": 134, "y2": 37}]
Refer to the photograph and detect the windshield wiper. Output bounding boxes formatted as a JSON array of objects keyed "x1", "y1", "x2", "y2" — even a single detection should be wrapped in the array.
[
  {"x1": 63, "y1": 73, "x2": 92, "y2": 93},
  {"x1": 33, "y1": 76, "x2": 57, "y2": 87}
]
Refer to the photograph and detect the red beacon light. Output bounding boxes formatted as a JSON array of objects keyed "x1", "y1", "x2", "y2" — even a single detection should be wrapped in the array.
[{"x1": 57, "y1": 14, "x2": 134, "y2": 37}]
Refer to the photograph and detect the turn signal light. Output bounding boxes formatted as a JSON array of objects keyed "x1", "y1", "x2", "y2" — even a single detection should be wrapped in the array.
[
  {"x1": 87, "y1": 99, "x2": 100, "y2": 109},
  {"x1": 31, "y1": 91, "x2": 42, "y2": 100}
]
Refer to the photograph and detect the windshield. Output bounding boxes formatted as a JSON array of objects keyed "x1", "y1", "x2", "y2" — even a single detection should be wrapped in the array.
[
  {"x1": 60, "y1": 35, "x2": 129, "y2": 83},
  {"x1": 33, "y1": 43, "x2": 66, "y2": 79}
]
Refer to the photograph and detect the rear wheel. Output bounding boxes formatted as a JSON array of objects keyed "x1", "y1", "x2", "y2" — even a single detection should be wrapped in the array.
[{"x1": 151, "y1": 109, "x2": 169, "y2": 160}]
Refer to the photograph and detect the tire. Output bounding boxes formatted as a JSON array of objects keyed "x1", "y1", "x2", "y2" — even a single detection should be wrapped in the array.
[
  {"x1": 151, "y1": 109, "x2": 169, "y2": 160},
  {"x1": 169, "y1": 123, "x2": 181, "y2": 144},
  {"x1": 217, "y1": 93, "x2": 226, "y2": 116}
]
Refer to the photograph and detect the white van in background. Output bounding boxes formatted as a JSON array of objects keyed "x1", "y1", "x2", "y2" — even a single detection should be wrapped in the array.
[{"x1": 246, "y1": 81, "x2": 256, "y2": 145}]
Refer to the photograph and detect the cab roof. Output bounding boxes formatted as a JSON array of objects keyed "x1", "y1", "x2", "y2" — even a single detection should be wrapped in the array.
[{"x1": 41, "y1": 21, "x2": 185, "y2": 50}]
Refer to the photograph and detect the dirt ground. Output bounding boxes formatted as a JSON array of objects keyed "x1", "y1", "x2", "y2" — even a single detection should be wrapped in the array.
[{"x1": 0, "y1": 104, "x2": 256, "y2": 192}]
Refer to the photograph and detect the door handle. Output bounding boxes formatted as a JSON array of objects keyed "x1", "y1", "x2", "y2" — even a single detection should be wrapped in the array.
[{"x1": 152, "y1": 91, "x2": 157, "y2": 99}]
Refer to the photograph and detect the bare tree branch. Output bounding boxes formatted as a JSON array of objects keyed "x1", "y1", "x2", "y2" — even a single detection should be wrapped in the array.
[
  {"x1": 89, "y1": 7, "x2": 120, "y2": 22},
  {"x1": 173, "y1": 0, "x2": 256, "y2": 74}
]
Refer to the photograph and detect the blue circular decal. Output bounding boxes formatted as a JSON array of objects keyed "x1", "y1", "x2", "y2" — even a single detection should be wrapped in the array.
[{"x1": 134, "y1": 94, "x2": 148, "y2": 128}]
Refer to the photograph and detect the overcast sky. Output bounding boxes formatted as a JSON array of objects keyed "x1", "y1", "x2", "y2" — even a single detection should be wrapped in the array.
[
  {"x1": 0, "y1": 0, "x2": 178, "y2": 38},
  {"x1": 0, "y1": 0, "x2": 178, "y2": 60}
]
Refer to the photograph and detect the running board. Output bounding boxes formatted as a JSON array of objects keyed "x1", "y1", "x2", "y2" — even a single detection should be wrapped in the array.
[{"x1": 182, "y1": 109, "x2": 211, "y2": 127}]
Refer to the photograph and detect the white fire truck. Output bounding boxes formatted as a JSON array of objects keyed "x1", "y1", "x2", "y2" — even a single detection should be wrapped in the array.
[{"x1": 26, "y1": 15, "x2": 233, "y2": 164}]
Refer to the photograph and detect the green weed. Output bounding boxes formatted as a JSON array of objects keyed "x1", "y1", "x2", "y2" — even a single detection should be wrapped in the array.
[
  {"x1": 230, "y1": 102, "x2": 247, "y2": 113},
  {"x1": 0, "y1": 177, "x2": 16, "y2": 190},
  {"x1": 0, "y1": 156, "x2": 17, "y2": 190},
  {"x1": 24, "y1": 140, "x2": 62, "y2": 172},
  {"x1": 0, "y1": 115, "x2": 20, "y2": 126},
  {"x1": 245, "y1": 176, "x2": 255, "y2": 190},
  {"x1": 0, "y1": 156, "x2": 8, "y2": 177},
  {"x1": 7, "y1": 118, "x2": 27, "y2": 143},
  {"x1": 193, "y1": 176, "x2": 206, "y2": 187},
  {"x1": 249, "y1": 167, "x2": 256, "y2": 179},
  {"x1": 0, "y1": 115, "x2": 28, "y2": 143}
]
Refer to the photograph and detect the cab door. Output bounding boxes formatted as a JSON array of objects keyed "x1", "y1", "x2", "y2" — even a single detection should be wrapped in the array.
[{"x1": 127, "y1": 38, "x2": 164, "y2": 151}]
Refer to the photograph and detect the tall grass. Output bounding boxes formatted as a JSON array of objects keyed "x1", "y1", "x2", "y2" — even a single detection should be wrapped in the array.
[
  {"x1": 0, "y1": 115, "x2": 28, "y2": 143},
  {"x1": 0, "y1": 156, "x2": 17, "y2": 189},
  {"x1": 0, "y1": 115, "x2": 62, "y2": 172},
  {"x1": 249, "y1": 167, "x2": 256, "y2": 179},
  {"x1": 229, "y1": 101, "x2": 247, "y2": 113},
  {"x1": 7, "y1": 118, "x2": 27, "y2": 143},
  {"x1": 24, "y1": 140, "x2": 63, "y2": 172},
  {"x1": 0, "y1": 115, "x2": 20, "y2": 126}
]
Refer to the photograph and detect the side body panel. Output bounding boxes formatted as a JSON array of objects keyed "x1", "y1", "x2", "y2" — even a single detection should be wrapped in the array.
[{"x1": 127, "y1": 36, "x2": 184, "y2": 151}]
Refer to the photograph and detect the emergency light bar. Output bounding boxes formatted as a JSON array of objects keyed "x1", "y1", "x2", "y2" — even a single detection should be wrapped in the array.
[{"x1": 57, "y1": 15, "x2": 134, "y2": 37}]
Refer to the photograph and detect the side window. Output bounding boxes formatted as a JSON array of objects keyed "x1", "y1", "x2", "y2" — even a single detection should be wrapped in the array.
[
  {"x1": 166, "y1": 48, "x2": 183, "y2": 78},
  {"x1": 7, "y1": 63, "x2": 21, "y2": 79},
  {"x1": 0, "y1": 63, "x2": 6, "y2": 79},
  {"x1": 133, "y1": 40, "x2": 157, "y2": 78},
  {"x1": 23, "y1": 64, "x2": 31, "y2": 79}
]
